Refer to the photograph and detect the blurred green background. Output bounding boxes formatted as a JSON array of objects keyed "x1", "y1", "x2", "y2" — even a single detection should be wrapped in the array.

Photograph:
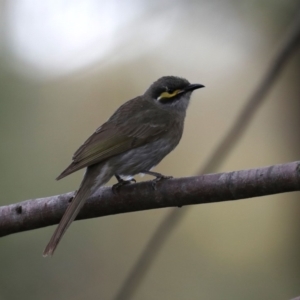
[{"x1": 1, "y1": 0, "x2": 300, "y2": 299}]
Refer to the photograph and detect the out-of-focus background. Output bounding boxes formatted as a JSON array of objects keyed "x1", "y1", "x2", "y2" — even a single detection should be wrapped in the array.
[{"x1": 1, "y1": 0, "x2": 300, "y2": 299}]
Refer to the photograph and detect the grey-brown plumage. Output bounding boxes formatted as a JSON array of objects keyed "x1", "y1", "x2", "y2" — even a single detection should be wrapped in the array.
[{"x1": 43, "y1": 76, "x2": 204, "y2": 256}]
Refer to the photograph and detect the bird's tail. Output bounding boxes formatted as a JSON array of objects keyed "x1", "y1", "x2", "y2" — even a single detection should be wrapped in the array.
[{"x1": 43, "y1": 162, "x2": 111, "y2": 257}]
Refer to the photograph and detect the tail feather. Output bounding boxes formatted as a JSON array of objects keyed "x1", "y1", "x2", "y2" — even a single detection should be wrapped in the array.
[
  {"x1": 43, "y1": 184, "x2": 91, "y2": 256},
  {"x1": 43, "y1": 163, "x2": 111, "y2": 256}
]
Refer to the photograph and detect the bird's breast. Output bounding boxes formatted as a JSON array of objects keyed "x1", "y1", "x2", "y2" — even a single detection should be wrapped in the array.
[{"x1": 109, "y1": 119, "x2": 184, "y2": 176}]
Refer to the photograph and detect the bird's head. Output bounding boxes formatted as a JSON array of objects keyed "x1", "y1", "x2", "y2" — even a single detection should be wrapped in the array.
[{"x1": 144, "y1": 76, "x2": 204, "y2": 112}]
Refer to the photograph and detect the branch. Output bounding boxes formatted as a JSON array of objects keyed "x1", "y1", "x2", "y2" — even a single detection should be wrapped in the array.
[
  {"x1": 198, "y1": 9, "x2": 300, "y2": 175},
  {"x1": 0, "y1": 161, "x2": 300, "y2": 237}
]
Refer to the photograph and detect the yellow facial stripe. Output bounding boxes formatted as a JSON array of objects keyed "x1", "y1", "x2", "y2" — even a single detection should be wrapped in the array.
[{"x1": 158, "y1": 90, "x2": 181, "y2": 101}]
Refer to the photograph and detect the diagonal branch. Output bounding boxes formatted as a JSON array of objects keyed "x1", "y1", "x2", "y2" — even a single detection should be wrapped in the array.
[
  {"x1": 0, "y1": 161, "x2": 300, "y2": 237},
  {"x1": 113, "y1": 10, "x2": 300, "y2": 300}
]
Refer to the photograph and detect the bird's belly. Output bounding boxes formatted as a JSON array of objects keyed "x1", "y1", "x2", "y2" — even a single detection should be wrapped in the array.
[{"x1": 109, "y1": 138, "x2": 178, "y2": 177}]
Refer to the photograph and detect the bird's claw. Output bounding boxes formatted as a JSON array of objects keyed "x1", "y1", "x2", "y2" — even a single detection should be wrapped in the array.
[
  {"x1": 151, "y1": 175, "x2": 173, "y2": 190},
  {"x1": 112, "y1": 178, "x2": 136, "y2": 194}
]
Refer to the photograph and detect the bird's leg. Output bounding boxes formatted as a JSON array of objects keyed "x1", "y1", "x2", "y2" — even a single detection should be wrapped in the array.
[
  {"x1": 112, "y1": 175, "x2": 136, "y2": 194},
  {"x1": 142, "y1": 171, "x2": 173, "y2": 190}
]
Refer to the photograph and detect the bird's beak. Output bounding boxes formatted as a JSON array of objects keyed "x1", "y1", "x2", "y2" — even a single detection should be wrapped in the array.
[{"x1": 184, "y1": 83, "x2": 205, "y2": 92}]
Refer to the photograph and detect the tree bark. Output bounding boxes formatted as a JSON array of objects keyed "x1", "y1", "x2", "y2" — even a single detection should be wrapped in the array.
[{"x1": 0, "y1": 160, "x2": 299, "y2": 237}]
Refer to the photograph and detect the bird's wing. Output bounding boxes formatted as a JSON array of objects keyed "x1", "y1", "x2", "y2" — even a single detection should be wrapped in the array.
[{"x1": 57, "y1": 98, "x2": 170, "y2": 180}]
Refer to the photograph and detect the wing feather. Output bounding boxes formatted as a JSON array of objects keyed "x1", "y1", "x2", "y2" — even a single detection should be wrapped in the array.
[{"x1": 57, "y1": 98, "x2": 170, "y2": 180}]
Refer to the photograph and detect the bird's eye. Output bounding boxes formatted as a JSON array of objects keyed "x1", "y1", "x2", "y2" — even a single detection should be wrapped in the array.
[{"x1": 157, "y1": 89, "x2": 180, "y2": 101}]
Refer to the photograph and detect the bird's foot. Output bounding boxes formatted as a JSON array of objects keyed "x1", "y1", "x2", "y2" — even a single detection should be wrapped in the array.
[
  {"x1": 141, "y1": 171, "x2": 173, "y2": 190},
  {"x1": 112, "y1": 175, "x2": 136, "y2": 194},
  {"x1": 151, "y1": 175, "x2": 173, "y2": 190}
]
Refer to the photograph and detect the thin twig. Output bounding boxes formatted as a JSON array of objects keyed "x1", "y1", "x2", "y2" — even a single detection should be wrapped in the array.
[{"x1": 113, "y1": 10, "x2": 300, "y2": 300}]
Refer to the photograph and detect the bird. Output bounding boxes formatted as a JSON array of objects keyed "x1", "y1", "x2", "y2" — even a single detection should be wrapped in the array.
[{"x1": 43, "y1": 76, "x2": 204, "y2": 256}]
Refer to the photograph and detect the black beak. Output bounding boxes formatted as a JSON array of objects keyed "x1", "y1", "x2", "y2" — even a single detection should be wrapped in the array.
[{"x1": 184, "y1": 83, "x2": 205, "y2": 92}]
